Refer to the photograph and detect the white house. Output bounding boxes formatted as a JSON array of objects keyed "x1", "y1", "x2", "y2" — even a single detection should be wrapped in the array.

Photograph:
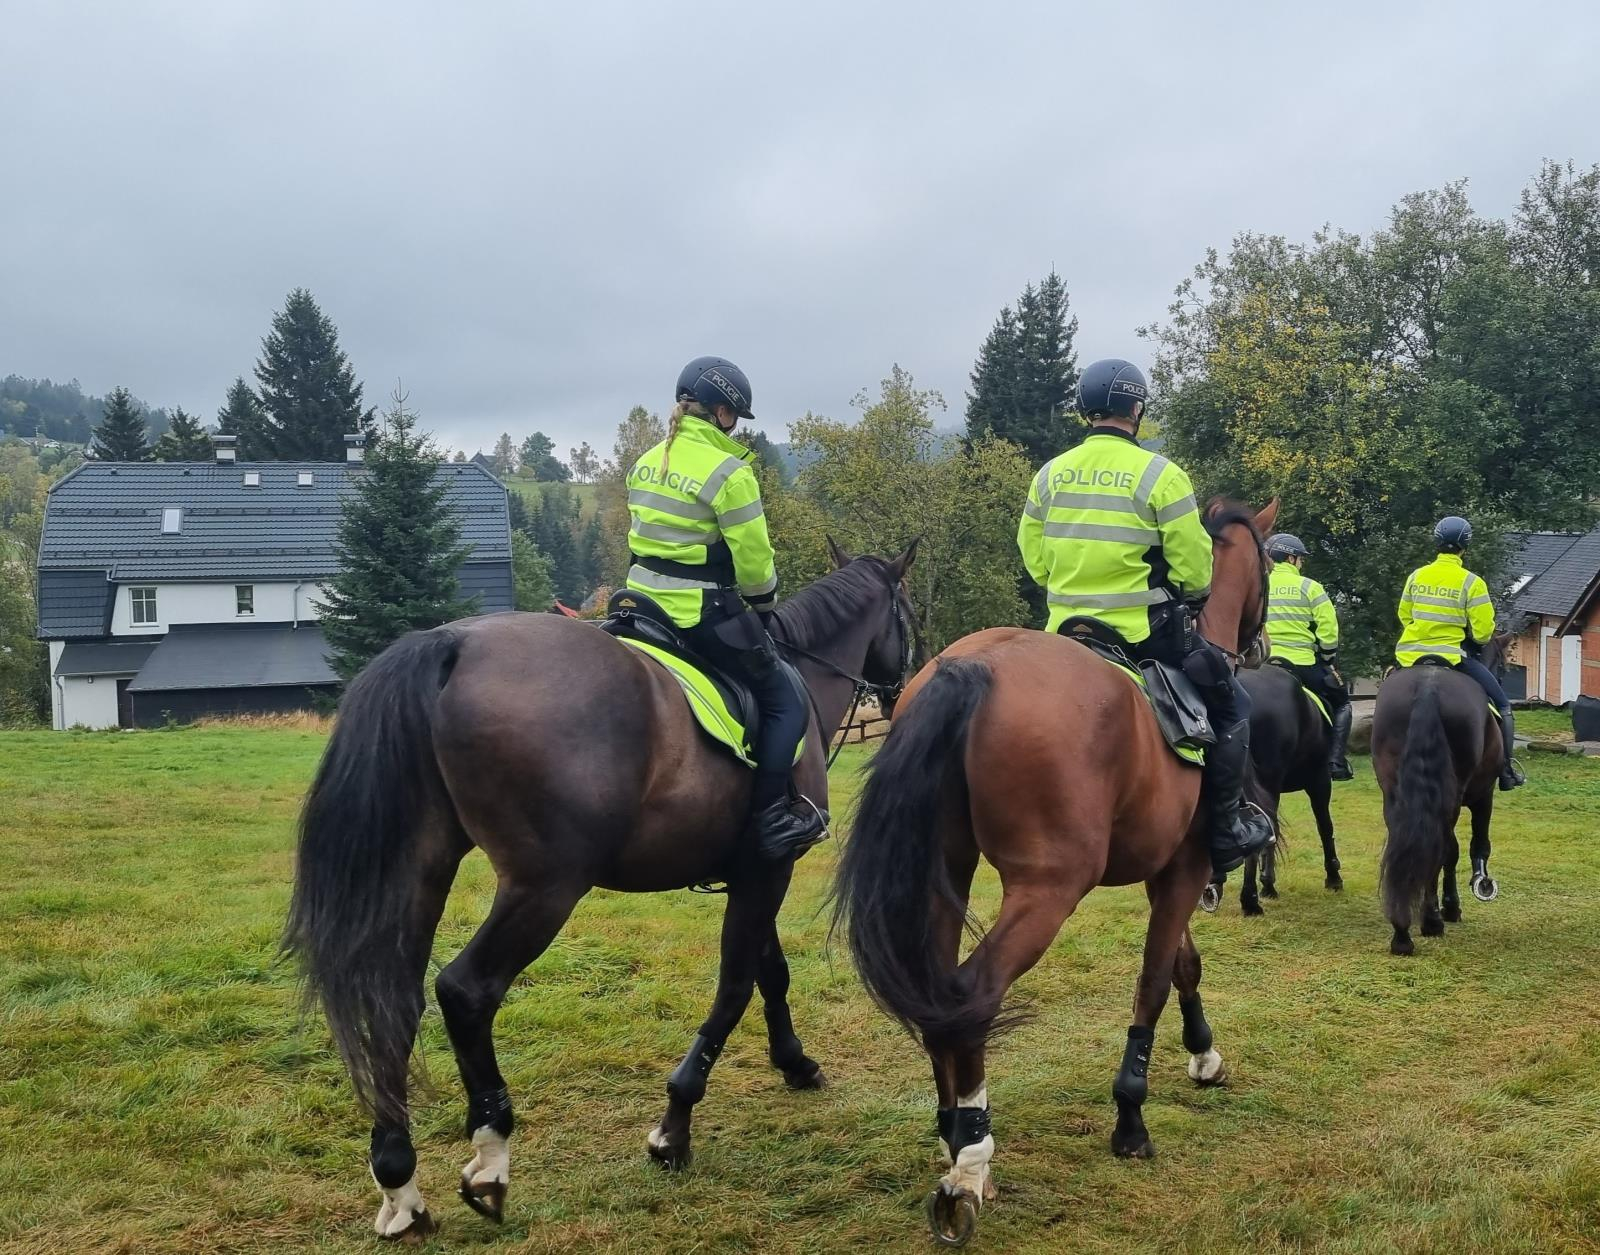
[{"x1": 36, "y1": 434, "x2": 513, "y2": 729}]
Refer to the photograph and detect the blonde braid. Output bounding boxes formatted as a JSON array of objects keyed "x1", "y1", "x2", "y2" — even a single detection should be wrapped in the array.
[{"x1": 660, "y1": 400, "x2": 709, "y2": 476}]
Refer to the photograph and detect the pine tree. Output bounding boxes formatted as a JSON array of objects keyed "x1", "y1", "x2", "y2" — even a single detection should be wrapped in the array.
[
  {"x1": 152, "y1": 406, "x2": 214, "y2": 461},
  {"x1": 254, "y1": 288, "x2": 370, "y2": 460},
  {"x1": 492, "y1": 432, "x2": 519, "y2": 476},
  {"x1": 320, "y1": 390, "x2": 478, "y2": 681},
  {"x1": 91, "y1": 386, "x2": 151, "y2": 461},
  {"x1": 520, "y1": 431, "x2": 571, "y2": 482},
  {"x1": 966, "y1": 271, "x2": 1081, "y2": 466},
  {"x1": 511, "y1": 530, "x2": 555, "y2": 611},
  {"x1": 217, "y1": 377, "x2": 273, "y2": 460}
]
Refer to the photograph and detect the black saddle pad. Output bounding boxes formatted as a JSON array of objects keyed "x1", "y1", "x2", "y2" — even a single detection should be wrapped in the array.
[
  {"x1": 602, "y1": 590, "x2": 798, "y2": 739},
  {"x1": 1056, "y1": 617, "x2": 1215, "y2": 753}
]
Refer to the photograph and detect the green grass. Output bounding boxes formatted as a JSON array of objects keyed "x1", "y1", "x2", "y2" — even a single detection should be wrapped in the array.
[
  {"x1": 3, "y1": 729, "x2": 1599, "y2": 1253},
  {"x1": 504, "y1": 478, "x2": 598, "y2": 519},
  {"x1": 1516, "y1": 705, "x2": 1576, "y2": 742}
]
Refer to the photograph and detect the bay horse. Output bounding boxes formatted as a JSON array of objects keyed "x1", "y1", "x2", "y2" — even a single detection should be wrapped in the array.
[
  {"x1": 1371, "y1": 649, "x2": 1506, "y2": 957},
  {"x1": 1204, "y1": 662, "x2": 1342, "y2": 916},
  {"x1": 834, "y1": 502, "x2": 1275, "y2": 1247},
  {"x1": 283, "y1": 544, "x2": 917, "y2": 1239}
]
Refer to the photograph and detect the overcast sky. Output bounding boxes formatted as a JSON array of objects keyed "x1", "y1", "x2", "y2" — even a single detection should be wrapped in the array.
[{"x1": 4, "y1": 1, "x2": 1597, "y2": 458}]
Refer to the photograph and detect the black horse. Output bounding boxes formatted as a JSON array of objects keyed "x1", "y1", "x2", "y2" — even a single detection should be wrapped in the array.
[
  {"x1": 1371, "y1": 659, "x2": 1504, "y2": 956},
  {"x1": 1203, "y1": 662, "x2": 1343, "y2": 915}
]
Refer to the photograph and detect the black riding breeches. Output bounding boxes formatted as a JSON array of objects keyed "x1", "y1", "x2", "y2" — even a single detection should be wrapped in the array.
[
  {"x1": 682, "y1": 610, "x2": 808, "y2": 811},
  {"x1": 1280, "y1": 661, "x2": 1351, "y2": 712},
  {"x1": 1454, "y1": 656, "x2": 1510, "y2": 715}
]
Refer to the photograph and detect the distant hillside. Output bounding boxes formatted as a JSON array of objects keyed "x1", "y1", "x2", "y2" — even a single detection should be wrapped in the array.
[{"x1": 1, "y1": 375, "x2": 174, "y2": 444}]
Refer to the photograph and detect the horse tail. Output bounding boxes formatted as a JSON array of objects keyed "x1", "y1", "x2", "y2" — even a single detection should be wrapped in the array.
[
  {"x1": 282, "y1": 626, "x2": 462, "y2": 1123},
  {"x1": 1381, "y1": 681, "x2": 1452, "y2": 924},
  {"x1": 833, "y1": 657, "x2": 995, "y2": 1046}
]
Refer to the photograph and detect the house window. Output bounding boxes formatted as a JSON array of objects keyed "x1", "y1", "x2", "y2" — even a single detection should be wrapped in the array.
[
  {"x1": 297, "y1": 471, "x2": 314, "y2": 487},
  {"x1": 130, "y1": 587, "x2": 158, "y2": 626},
  {"x1": 236, "y1": 585, "x2": 255, "y2": 616},
  {"x1": 161, "y1": 507, "x2": 182, "y2": 534},
  {"x1": 243, "y1": 471, "x2": 261, "y2": 487}
]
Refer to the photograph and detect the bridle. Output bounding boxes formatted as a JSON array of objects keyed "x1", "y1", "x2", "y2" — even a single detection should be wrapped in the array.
[
  {"x1": 775, "y1": 571, "x2": 920, "y2": 766},
  {"x1": 1206, "y1": 524, "x2": 1271, "y2": 672}
]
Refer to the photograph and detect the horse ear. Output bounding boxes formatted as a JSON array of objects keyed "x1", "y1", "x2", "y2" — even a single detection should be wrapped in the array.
[
  {"x1": 892, "y1": 536, "x2": 921, "y2": 578},
  {"x1": 826, "y1": 536, "x2": 854, "y2": 569},
  {"x1": 1254, "y1": 498, "x2": 1281, "y2": 535}
]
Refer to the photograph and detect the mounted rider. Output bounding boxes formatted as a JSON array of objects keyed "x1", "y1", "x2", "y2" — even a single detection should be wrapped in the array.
[
  {"x1": 625, "y1": 356, "x2": 827, "y2": 858},
  {"x1": 1017, "y1": 358, "x2": 1274, "y2": 874},
  {"x1": 1395, "y1": 515, "x2": 1525, "y2": 791},
  {"x1": 1264, "y1": 533, "x2": 1354, "y2": 780}
]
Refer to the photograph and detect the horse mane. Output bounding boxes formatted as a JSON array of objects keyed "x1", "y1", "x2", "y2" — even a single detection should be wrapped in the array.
[
  {"x1": 1204, "y1": 498, "x2": 1261, "y2": 546},
  {"x1": 772, "y1": 557, "x2": 894, "y2": 651}
]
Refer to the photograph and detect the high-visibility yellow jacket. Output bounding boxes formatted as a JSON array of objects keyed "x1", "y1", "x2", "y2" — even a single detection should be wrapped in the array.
[
  {"x1": 625, "y1": 415, "x2": 778, "y2": 628},
  {"x1": 1017, "y1": 429, "x2": 1212, "y2": 642},
  {"x1": 1395, "y1": 552, "x2": 1494, "y2": 666},
  {"x1": 1266, "y1": 564, "x2": 1339, "y2": 665}
]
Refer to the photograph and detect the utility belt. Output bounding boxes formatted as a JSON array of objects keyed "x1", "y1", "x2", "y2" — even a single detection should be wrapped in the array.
[{"x1": 632, "y1": 551, "x2": 737, "y2": 589}]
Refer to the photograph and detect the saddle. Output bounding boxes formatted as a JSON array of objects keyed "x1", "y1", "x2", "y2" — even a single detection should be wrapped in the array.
[
  {"x1": 1057, "y1": 618, "x2": 1215, "y2": 762},
  {"x1": 1265, "y1": 657, "x2": 1333, "y2": 725},
  {"x1": 600, "y1": 590, "x2": 805, "y2": 766}
]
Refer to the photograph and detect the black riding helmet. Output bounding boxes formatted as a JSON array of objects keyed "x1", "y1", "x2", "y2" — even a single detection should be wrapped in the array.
[
  {"x1": 677, "y1": 356, "x2": 756, "y2": 422},
  {"x1": 1077, "y1": 359, "x2": 1149, "y2": 422},
  {"x1": 1434, "y1": 516, "x2": 1472, "y2": 551},
  {"x1": 1266, "y1": 533, "x2": 1310, "y2": 560}
]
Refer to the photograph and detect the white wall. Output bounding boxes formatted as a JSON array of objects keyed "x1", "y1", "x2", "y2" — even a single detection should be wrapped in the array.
[
  {"x1": 108, "y1": 581, "x2": 329, "y2": 634},
  {"x1": 56, "y1": 674, "x2": 122, "y2": 730}
]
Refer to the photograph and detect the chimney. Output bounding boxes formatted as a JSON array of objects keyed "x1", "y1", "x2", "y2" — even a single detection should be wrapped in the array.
[
  {"x1": 213, "y1": 433, "x2": 238, "y2": 464},
  {"x1": 344, "y1": 432, "x2": 366, "y2": 463}
]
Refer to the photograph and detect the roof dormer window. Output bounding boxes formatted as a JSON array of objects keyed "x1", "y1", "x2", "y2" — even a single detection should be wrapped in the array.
[
  {"x1": 243, "y1": 471, "x2": 261, "y2": 487},
  {"x1": 161, "y1": 507, "x2": 182, "y2": 534},
  {"x1": 298, "y1": 471, "x2": 314, "y2": 487}
]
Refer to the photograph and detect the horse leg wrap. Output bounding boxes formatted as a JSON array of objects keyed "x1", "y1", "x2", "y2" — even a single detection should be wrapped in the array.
[
  {"x1": 1179, "y1": 994, "x2": 1213, "y2": 1057},
  {"x1": 1113, "y1": 1025, "x2": 1154, "y2": 1107},
  {"x1": 936, "y1": 1104, "x2": 993, "y2": 1159},
  {"x1": 466, "y1": 1085, "x2": 513, "y2": 1140},
  {"x1": 370, "y1": 1124, "x2": 417, "y2": 1190},
  {"x1": 667, "y1": 1033, "x2": 724, "y2": 1105}
]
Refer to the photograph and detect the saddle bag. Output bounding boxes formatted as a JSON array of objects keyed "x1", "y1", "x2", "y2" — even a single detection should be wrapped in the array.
[{"x1": 1137, "y1": 660, "x2": 1217, "y2": 753}]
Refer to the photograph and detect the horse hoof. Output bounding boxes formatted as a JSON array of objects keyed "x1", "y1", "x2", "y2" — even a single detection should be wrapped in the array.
[
  {"x1": 1472, "y1": 876, "x2": 1499, "y2": 903},
  {"x1": 1442, "y1": 905, "x2": 1462, "y2": 924},
  {"x1": 646, "y1": 1126, "x2": 692, "y2": 1170},
  {"x1": 1199, "y1": 884, "x2": 1222, "y2": 913},
  {"x1": 1188, "y1": 1049, "x2": 1228, "y2": 1086},
  {"x1": 458, "y1": 1175, "x2": 506, "y2": 1223},
  {"x1": 1422, "y1": 918, "x2": 1445, "y2": 938},
  {"x1": 1390, "y1": 937, "x2": 1414, "y2": 957},
  {"x1": 1241, "y1": 898, "x2": 1264, "y2": 917},
  {"x1": 1261, "y1": 884, "x2": 1279, "y2": 900},
  {"x1": 379, "y1": 1208, "x2": 437, "y2": 1244},
  {"x1": 1325, "y1": 877, "x2": 1344, "y2": 893},
  {"x1": 781, "y1": 1060, "x2": 828, "y2": 1091},
  {"x1": 1112, "y1": 1134, "x2": 1156, "y2": 1160},
  {"x1": 925, "y1": 1184, "x2": 979, "y2": 1247}
]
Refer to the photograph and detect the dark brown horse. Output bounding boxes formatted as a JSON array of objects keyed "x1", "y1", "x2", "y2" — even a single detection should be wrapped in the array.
[
  {"x1": 1203, "y1": 662, "x2": 1342, "y2": 916},
  {"x1": 1371, "y1": 654, "x2": 1505, "y2": 957},
  {"x1": 283, "y1": 545, "x2": 916, "y2": 1239},
  {"x1": 834, "y1": 502, "x2": 1274, "y2": 1247}
]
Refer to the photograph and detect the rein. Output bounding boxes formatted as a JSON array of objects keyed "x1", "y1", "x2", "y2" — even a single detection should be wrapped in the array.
[{"x1": 1203, "y1": 524, "x2": 1271, "y2": 671}]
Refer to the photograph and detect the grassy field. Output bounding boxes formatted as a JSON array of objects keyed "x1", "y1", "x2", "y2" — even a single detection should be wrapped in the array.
[
  {"x1": 503, "y1": 477, "x2": 598, "y2": 518},
  {"x1": 2, "y1": 728, "x2": 1598, "y2": 1254}
]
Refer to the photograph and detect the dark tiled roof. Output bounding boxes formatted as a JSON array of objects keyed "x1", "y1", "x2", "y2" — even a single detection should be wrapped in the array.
[
  {"x1": 126, "y1": 624, "x2": 337, "y2": 692},
  {"x1": 39, "y1": 461, "x2": 511, "y2": 580},
  {"x1": 1514, "y1": 527, "x2": 1600, "y2": 620},
  {"x1": 55, "y1": 639, "x2": 159, "y2": 676},
  {"x1": 1502, "y1": 531, "x2": 1581, "y2": 585}
]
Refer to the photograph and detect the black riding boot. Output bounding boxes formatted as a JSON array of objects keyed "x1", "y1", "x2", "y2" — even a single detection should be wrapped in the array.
[
  {"x1": 1497, "y1": 708, "x2": 1526, "y2": 792},
  {"x1": 1204, "y1": 719, "x2": 1275, "y2": 875},
  {"x1": 1328, "y1": 704, "x2": 1354, "y2": 781}
]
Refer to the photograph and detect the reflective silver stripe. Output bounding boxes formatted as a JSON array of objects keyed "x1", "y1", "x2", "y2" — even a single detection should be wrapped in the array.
[
  {"x1": 1466, "y1": 594, "x2": 1492, "y2": 609},
  {"x1": 629, "y1": 488, "x2": 714, "y2": 520},
  {"x1": 717, "y1": 499, "x2": 765, "y2": 528},
  {"x1": 1051, "y1": 491, "x2": 1142, "y2": 514},
  {"x1": 741, "y1": 573, "x2": 778, "y2": 597},
  {"x1": 632, "y1": 520, "x2": 712, "y2": 545},
  {"x1": 1401, "y1": 643, "x2": 1462, "y2": 658},
  {"x1": 1043, "y1": 521, "x2": 1159, "y2": 545},
  {"x1": 1410, "y1": 609, "x2": 1466, "y2": 624},
  {"x1": 1154, "y1": 493, "x2": 1197, "y2": 525},
  {"x1": 1048, "y1": 588, "x2": 1169, "y2": 608},
  {"x1": 1132, "y1": 455, "x2": 1170, "y2": 517},
  {"x1": 697, "y1": 456, "x2": 747, "y2": 506},
  {"x1": 1309, "y1": 593, "x2": 1331, "y2": 607},
  {"x1": 1032, "y1": 464, "x2": 1054, "y2": 510},
  {"x1": 1265, "y1": 609, "x2": 1313, "y2": 622},
  {"x1": 627, "y1": 565, "x2": 722, "y2": 592},
  {"x1": 1023, "y1": 499, "x2": 1047, "y2": 520},
  {"x1": 1409, "y1": 593, "x2": 1463, "y2": 608}
]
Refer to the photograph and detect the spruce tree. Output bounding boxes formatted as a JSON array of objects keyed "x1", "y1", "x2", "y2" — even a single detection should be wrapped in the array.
[
  {"x1": 511, "y1": 530, "x2": 555, "y2": 611},
  {"x1": 91, "y1": 386, "x2": 151, "y2": 461},
  {"x1": 254, "y1": 288, "x2": 370, "y2": 460},
  {"x1": 965, "y1": 271, "x2": 1081, "y2": 466},
  {"x1": 152, "y1": 406, "x2": 214, "y2": 461},
  {"x1": 320, "y1": 391, "x2": 478, "y2": 681},
  {"x1": 492, "y1": 432, "x2": 519, "y2": 476},
  {"x1": 217, "y1": 377, "x2": 273, "y2": 460}
]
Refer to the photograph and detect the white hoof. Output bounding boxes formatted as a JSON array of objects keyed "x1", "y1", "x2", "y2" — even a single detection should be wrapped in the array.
[
  {"x1": 936, "y1": 1135, "x2": 996, "y2": 1207},
  {"x1": 462, "y1": 1127, "x2": 510, "y2": 1191},
  {"x1": 1187, "y1": 1047, "x2": 1226, "y2": 1084},
  {"x1": 373, "y1": 1173, "x2": 433, "y2": 1239}
]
